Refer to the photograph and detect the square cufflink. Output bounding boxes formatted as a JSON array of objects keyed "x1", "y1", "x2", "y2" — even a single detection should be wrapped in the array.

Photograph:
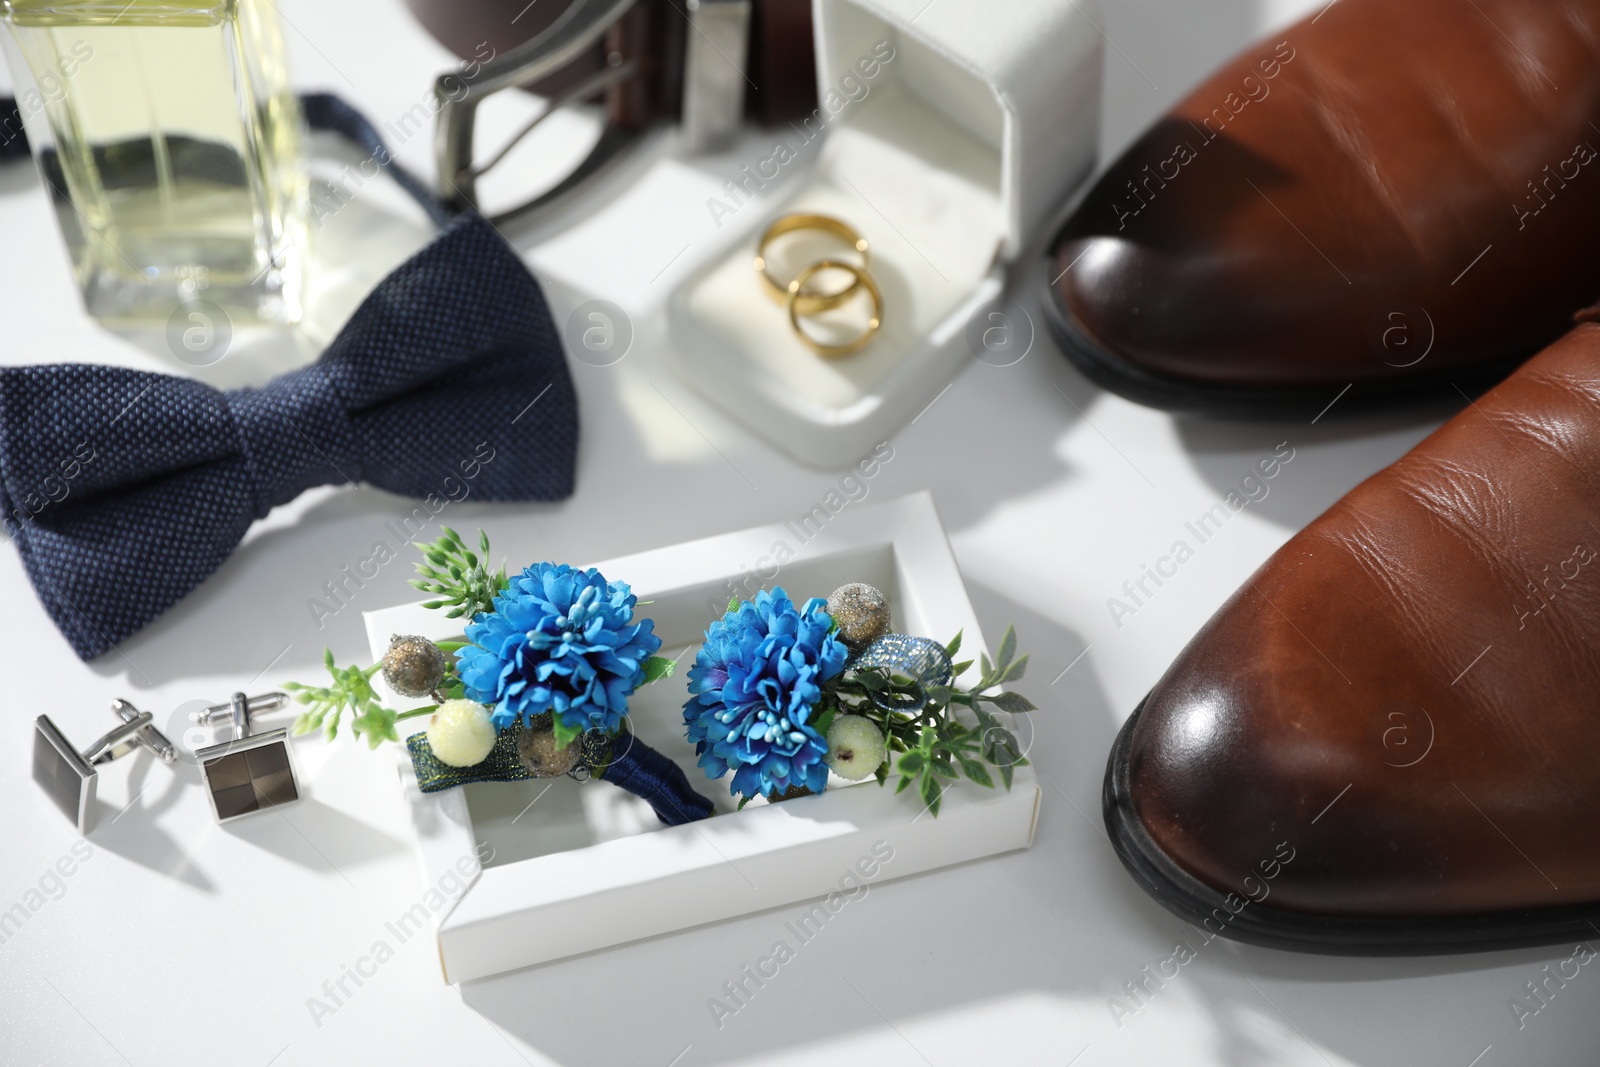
[
  {"x1": 193, "y1": 692, "x2": 300, "y2": 824},
  {"x1": 33, "y1": 702, "x2": 177, "y2": 834}
]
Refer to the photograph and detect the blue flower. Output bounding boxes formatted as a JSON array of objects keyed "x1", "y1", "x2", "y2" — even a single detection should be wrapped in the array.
[
  {"x1": 682, "y1": 588, "x2": 847, "y2": 799},
  {"x1": 457, "y1": 563, "x2": 661, "y2": 737}
]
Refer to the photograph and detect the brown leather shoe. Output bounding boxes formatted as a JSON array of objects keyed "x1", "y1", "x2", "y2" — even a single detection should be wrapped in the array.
[
  {"x1": 1047, "y1": 0, "x2": 1600, "y2": 414},
  {"x1": 1105, "y1": 317, "x2": 1600, "y2": 953}
]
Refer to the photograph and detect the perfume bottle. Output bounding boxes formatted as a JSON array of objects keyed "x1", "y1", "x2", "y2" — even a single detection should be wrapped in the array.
[{"x1": 1, "y1": 0, "x2": 308, "y2": 325}]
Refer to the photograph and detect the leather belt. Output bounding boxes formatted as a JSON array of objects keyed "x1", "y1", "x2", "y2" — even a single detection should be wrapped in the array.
[{"x1": 407, "y1": 0, "x2": 817, "y2": 227}]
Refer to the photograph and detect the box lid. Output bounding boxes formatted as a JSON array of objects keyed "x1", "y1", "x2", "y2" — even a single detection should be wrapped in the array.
[{"x1": 813, "y1": 0, "x2": 1102, "y2": 261}]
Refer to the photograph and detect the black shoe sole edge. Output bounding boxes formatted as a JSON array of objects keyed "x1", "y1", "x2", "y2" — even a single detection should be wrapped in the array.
[
  {"x1": 1039, "y1": 261, "x2": 1530, "y2": 419},
  {"x1": 1103, "y1": 695, "x2": 1600, "y2": 956}
]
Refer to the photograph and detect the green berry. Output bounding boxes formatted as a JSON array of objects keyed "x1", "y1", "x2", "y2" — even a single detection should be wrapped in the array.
[
  {"x1": 427, "y1": 699, "x2": 496, "y2": 767},
  {"x1": 824, "y1": 715, "x2": 887, "y2": 781}
]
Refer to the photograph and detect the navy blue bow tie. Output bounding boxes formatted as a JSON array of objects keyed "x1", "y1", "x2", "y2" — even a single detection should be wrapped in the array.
[{"x1": 0, "y1": 211, "x2": 578, "y2": 660}]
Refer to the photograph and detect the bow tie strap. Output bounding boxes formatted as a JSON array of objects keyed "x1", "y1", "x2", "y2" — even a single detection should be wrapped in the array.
[
  {"x1": 227, "y1": 363, "x2": 366, "y2": 519},
  {"x1": 1, "y1": 98, "x2": 27, "y2": 162},
  {"x1": 2, "y1": 92, "x2": 453, "y2": 217}
]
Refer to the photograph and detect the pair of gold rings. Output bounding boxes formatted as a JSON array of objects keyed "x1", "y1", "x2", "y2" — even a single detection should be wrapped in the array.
[{"x1": 754, "y1": 214, "x2": 883, "y2": 358}]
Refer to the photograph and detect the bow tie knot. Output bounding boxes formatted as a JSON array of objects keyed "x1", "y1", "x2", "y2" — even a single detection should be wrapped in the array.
[{"x1": 229, "y1": 364, "x2": 365, "y2": 519}]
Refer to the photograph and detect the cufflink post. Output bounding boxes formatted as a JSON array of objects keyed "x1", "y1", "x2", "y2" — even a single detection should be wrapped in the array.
[
  {"x1": 110, "y1": 698, "x2": 178, "y2": 763},
  {"x1": 81, "y1": 712, "x2": 156, "y2": 765},
  {"x1": 189, "y1": 691, "x2": 289, "y2": 734}
]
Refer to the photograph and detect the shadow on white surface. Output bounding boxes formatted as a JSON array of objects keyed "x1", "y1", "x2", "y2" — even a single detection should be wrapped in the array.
[
  {"x1": 1172, "y1": 403, "x2": 1455, "y2": 533},
  {"x1": 442, "y1": 578, "x2": 1600, "y2": 1067},
  {"x1": 223, "y1": 795, "x2": 409, "y2": 874},
  {"x1": 85, "y1": 751, "x2": 215, "y2": 893},
  {"x1": 0, "y1": 159, "x2": 35, "y2": 197},
  {"x1": 1095, "y1": 0, "x2": 1278, "y2": 161}
]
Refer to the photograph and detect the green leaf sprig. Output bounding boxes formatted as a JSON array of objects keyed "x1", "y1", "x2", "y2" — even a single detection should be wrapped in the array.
[
  {"x1": 410, "y1": 527, "x2": 509, "y2": 620},
  {"x1": 285, "y1": 650, "x2": 425, "y2": 748},
  {"x1": 820, "y1": 625, "x2": 1036, "y2": 817}
]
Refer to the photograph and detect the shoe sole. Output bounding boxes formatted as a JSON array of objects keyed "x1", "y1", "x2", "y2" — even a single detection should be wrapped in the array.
[
  {"x1": 1039, "y1": 259, "x2": 1527, "y2": 418},
  {"x1": 1103, "y1": 695, "x2": 1600, "y2": 955}
]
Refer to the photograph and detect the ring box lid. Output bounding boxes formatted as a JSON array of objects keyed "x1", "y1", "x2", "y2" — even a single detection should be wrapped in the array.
[{"x1": 813, "y1": 0, "x2": 1102, "y2": 263}]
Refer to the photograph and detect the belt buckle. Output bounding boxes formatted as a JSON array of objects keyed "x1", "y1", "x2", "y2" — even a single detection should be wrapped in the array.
[{"x1": 435, "y1": 0, "x2": 753, "y2": 228}]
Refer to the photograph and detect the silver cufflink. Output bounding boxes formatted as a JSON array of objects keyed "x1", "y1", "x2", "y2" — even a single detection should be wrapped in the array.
[
  {"x1": 33, "y1": 700, "x2": 177, "y2": 834},
  {"x1": 193, "y1": 692, "x2": 301, "y2": 823}
]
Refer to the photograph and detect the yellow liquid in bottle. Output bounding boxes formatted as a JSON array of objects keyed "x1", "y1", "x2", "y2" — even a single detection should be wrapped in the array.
[{"x1": 2, "y1": 0, "x2": 307, "y2": 324}]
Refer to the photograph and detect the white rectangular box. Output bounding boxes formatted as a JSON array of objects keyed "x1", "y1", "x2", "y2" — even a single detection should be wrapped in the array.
[{"x1": 364, "y1": 491, "x2": 1039, "y2": 982}]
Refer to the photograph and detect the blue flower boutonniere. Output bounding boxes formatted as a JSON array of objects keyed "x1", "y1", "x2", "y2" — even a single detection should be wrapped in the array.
[
  {"x1": 283, "y1": 528, "x2": 710, "y2": 825},
  {"x1": 684, "y1": 588, "x2": 847, "y2": 800},
  {"x1": 457, "y1": 561, "x2": 663, "y2": 749},
  {"x1": 682, "y1": 582, "x2": 1039, "y2": 816}
]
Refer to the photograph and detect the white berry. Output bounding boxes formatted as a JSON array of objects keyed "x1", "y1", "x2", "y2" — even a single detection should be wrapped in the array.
[
  {"x1": 427, "y1": 699, "x2": 497, "y2": 767},
  {"x1": 824, "y1": 715, "x2": 887, "y2": 780}
]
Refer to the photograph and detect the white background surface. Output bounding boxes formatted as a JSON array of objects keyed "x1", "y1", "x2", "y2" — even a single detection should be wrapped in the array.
[{"x1": 2, "y1": 0, "x2": 1595, "y2": 1064}]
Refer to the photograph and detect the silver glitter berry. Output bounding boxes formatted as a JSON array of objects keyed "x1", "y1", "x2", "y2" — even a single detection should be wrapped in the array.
[
  {"x1": 382, "y1": 634, "x2": 446, "y2": 698},
  {"x1": 826, "y1": 582, "x2": 891, "y2": 647}
]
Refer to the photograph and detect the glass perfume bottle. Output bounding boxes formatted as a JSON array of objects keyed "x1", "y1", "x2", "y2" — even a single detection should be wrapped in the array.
[{"x1": 1, "y1": 0, "x2": 308, "y2": 325}]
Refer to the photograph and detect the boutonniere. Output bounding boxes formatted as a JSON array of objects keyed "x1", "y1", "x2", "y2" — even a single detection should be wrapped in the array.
[
  {"x1": 682, "y1": 582, "x2": 1037, "y2": 816},
  {"x1": 283, "y1": 528, "x2": 713, "y2": 825}
]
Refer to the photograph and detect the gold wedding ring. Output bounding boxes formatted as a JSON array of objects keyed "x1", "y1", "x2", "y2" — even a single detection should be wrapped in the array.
[
  {"x1": 787, "y1": 260, "x2": 882, "y2": 359},
  {"x1": 755, "y1": 214, "x2": 870, "y2": 315}
]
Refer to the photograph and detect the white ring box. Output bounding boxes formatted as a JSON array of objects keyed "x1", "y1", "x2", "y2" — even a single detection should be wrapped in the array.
[
  {"x1": 363, "y1": 492, "x2": 1040, "y2": 982},
  {"x1": 666, "y1": 0, "x2": 1102, "y2": 468}
]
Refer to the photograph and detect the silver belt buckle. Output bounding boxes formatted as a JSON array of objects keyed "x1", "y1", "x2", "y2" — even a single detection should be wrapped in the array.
[
  {"x1": 435, "y1": 0, "x2": 754, "y2": 228},
  {"x1": 682, "y1": 0, "x2": 753, "y2": 153}
]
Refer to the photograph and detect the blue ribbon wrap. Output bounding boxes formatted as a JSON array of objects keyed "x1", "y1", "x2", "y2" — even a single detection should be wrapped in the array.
[{"x1": 407, "y1": 724, "x2": 713, "y2": 827}]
